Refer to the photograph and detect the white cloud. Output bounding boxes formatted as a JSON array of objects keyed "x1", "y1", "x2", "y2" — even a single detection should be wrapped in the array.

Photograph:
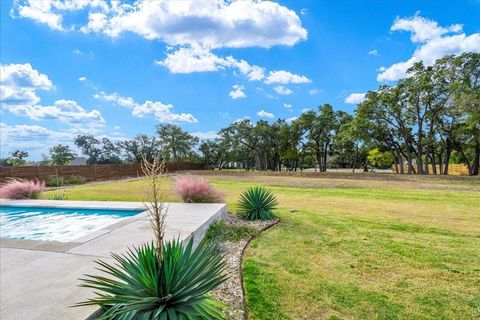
[
  {"x1": 1, "y1": 63, "x2": 53, "y2": 105},
  {"x1": 368, "y1": 49, "x2": 378, "y2": 56},
  {"x1": 156, "y1": 46, "x2": 266, "y2": 81},
  {"x1": 132, "y1": 101, "x2": 198, "y2": 123},
  {"x1": 264, "y1": 70, "x2": 311, "y2": 84},
  {"x1": 78, "y1": 76, "x2": 87, "y2": 81},
  {"x1": 286, "y1": 116, "x2": 298, "y2": 123},
  {"x1": 0, "y1": 122, "x2": 74, "y2": 157},
  {"x1": 156, "y1": 46, "x2": 224, "y2": 74},
  {"x1": 229, "y1": 85, "x2": 246, "y2": 99},
  {"x1": 15, "y1": 1, "x2": 307, "y2": 49},
  {"x1": 94, "y1": 91, "x2": 136, "y2": 108},
  {"x1": 83, "y1": 1, "x2": 307, "y2": 49},
  {"x1": 257, "y1": 110, "x2": 274, "y2": 118},
  {"x1": 192, "y1": 131, "x2": 218, "y2": 140},
  {"x1": 72, "y1": 48, "x2": 95, "y2": 59},
  {"x1": 0, "y1": 122, "x2": 124, "y2": 159},
  {"x1": 227, "y1": 56, "x2": 266, "y2": 81},
  {"x1": 273, "y1": 85, "x2": 293, "y2": 95},
  {"x1": 391, "y1": 15, "x2": 462, "y2": 43},
  {"x1": 94, "y1": 90, "x2": 197, "y2": 123},
  {"x1": 1, "y1": 63, "x2": 104, "y2": 127},
  {"x1": 308, "y1": 88, "x2": 320, "y2": 95},
  {"x1": 302, "y1": 107, "x2": 311, "y2": 113},
  {"x1": 3, "y1": 99, "x2": 105, "y2": 126},
  {"x1": 345, "y1": 93, "x2": 366, "y2": 104},
  {"x1": 283, "y1": 103, "x2": 292, "y2": 109},
  {"x1": 378, "y1": 16, "x2": 480, "y2": 82},
  {"x1": 11, "y1": 0, "x2": 108, "y2": 31},
  {"x1": 1, "y1": 63, "x2": 53, "y2": 89}
]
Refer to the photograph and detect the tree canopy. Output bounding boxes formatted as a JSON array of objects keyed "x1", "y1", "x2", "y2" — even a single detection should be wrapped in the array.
[{"x1": 5, "y1": 53, "x2": 478, "y2": 175}]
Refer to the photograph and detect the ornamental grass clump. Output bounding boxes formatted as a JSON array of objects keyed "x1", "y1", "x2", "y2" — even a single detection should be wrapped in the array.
[
  {"x1": 175, "y1": 176, "x2": 224, "y2": 203},
  {"x1": 0, "y1": 179, "x2": 45, "y2": 199},
  {"x1": 77, "y1": 155, "x2": 227, "y2": 319},
  {"x1": 237, "y1": 186, "x2": 278, "y2": 220}
]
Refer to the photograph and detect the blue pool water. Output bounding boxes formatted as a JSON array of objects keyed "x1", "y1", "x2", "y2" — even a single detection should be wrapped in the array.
[{"x1": 0, "y1": 206, "x2": 142, "y2": 242}]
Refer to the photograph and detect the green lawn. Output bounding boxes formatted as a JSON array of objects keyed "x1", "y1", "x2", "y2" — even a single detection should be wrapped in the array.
[{"x1": 42, "y1": 173, "x2": 480, "y2": 319}]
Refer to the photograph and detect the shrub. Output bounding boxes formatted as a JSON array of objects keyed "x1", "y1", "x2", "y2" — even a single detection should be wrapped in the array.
[
  {"x1": 0, "y1": 179, "x2": 45, "y2": 199},
  {"x1": 45, "y1": 176, "x2": 64, "y2": 187},
  {"x1": 63, "y1": 175, "x2": 86, "y2": 185},
  {"x1": 237, "y1": 186, "x2": 278, "y2": 220},
  {"x1": 77, "y1": 238, "x2": 227, "y2": 319},
  {"x1": 45, "y1": 175, "x2": 86, "y2": 187},
  {"x1": 174, "y1": 176, "x2": 224, "y2": 203}
]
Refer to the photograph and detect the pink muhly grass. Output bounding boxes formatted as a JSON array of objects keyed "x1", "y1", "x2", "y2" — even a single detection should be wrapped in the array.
[
  {"x1": 174, "y1": 176, "x2": 224, "y2": 203},
  {"x1": 0, "y1": 179, "x2": 45, "y2": 199}
]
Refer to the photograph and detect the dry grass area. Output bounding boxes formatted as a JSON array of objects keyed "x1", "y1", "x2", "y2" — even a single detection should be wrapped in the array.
[
  {"x1": 192, "y1": 170, "x2": 480, "y2": 191},
  {"x1": 42, "y1": 171, "x2": 480, "y2": 320}
]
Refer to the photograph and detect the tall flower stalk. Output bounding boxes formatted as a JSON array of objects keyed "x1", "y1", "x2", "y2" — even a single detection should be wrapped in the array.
[{"x1": 141, "y1": 154, "x2": 168, "y2": 258}]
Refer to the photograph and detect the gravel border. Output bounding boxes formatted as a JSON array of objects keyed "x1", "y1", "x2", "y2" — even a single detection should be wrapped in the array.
[{"x1": 211, "y1": 214, "x2": 279, "y2": 320}]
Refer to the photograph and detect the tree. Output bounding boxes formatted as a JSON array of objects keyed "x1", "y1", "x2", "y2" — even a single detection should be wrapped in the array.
[
  {"x1": 367, "y1": 148, "x2": 394, "y2": 170},
  {"x1": 334, "y1": 113, "x2": 370, "y2": 172},
  {"x1": 199, "y1": 140, "x2": 222, "y2": 169},
  {"x1": 74, "y1": 135, "x2": 102, "y2": 164},
  {"x1": 7, "y1": 150, "x2": 29, "y2": 166},
  {"x1": 74, "y1": 135, "x2": 122, "y2": 164},
  {"x1": 299, "y1": 104, "x2": 338, "y2": 172},
  {"x1": 49, "y1": 144, "x2": 76, "y2": 165},
  {"x1": 156, "y1": 124, "x2": 199, "y2": 162},
  {"x1": 118, "y1": 134, "x2": 161, "y2": 163}
]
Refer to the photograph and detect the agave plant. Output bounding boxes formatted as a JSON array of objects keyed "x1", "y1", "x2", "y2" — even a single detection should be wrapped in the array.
[
  {"x1": 77, "y1": 238, "x2": 227, "y2": 319},
  {"x1": 237, "y1": 187, "x2": 278, "y2": 220}
]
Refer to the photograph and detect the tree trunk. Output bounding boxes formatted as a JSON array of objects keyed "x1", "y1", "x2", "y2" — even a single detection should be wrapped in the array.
[
  {"x1": 406, "y1": 147, "x2": 414, "y2": 174},
  {"x1": 322, "y1": 145, "x2": 328, "y2": 172},
  {"x1": 397, "y1": 149, "x2": 404, "y2": 174},
  {"x1": 430, "y1": 152, "x2": 437, "y2": 175},
  {"x1": 424, "y1": 145, "x2": 430, "y2": 175},
  {"x1": 352, "y1": 144, "x2": 358, "y2": 173},
  {"x1": 391, "y1": 150, "x2": 399, "y2": 174},
  {"x1": 444, "y1": 139, "x2": 452, "y2": 175},
  {"x1": 471, "y1": 147, "x2": 480, "y2": 176}
]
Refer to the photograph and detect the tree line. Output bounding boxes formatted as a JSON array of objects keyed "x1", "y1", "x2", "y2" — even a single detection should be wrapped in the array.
[{"x1": 1, "y1": 53, "x2": 478, "y2": 175}]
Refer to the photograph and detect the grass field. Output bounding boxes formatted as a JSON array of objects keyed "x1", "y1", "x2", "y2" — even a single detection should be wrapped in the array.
[{"x1": 42, "y1": 172, "x2": 480, "y2": 319}]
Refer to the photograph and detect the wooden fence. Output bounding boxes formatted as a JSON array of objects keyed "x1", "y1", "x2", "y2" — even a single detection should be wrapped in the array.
[
  {"x1": 0, "y1": 163, "x2": 206, "y2": 182},
  {"x1": 392, "y1": 164, "x2": 469, "y2": 176}
]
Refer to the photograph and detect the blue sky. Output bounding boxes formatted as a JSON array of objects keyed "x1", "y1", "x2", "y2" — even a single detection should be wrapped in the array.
[{"x1": 1, "y1": 0, "x2": 479, "y2": 159}]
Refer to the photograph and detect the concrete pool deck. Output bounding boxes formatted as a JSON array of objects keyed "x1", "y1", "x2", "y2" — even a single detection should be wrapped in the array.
[{"x1": 0, "y1": 200, "x2": 227, "y2": 320}]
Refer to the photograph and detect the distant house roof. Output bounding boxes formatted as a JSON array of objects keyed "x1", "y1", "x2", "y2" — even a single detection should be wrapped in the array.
[{"x1": 70, "y1": 157, "x2": 87, "y2": 165}]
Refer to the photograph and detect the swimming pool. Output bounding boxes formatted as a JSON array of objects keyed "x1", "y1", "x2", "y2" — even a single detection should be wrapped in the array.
[{"x1": 0, "y1": 206, "x2": 143, "y2": 242}]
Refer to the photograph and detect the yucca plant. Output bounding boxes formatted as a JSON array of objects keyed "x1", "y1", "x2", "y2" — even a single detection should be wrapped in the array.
[
  {"x1": 237, "y1": 187, "x2": 278, "y2": 220},
  {"x1": 77, "y1": 155, "x2": 227, "y2": 319},
  {"x1": 77, "y1": 238, "x2": 227, "y2": 319}
]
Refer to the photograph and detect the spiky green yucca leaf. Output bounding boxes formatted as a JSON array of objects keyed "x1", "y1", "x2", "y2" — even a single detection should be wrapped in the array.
[
  {"x1": 237, "y1": 187, "x2": 278, "y2": 220},
  {"x1": 76, "y1": 238, "x2": 227, "y2": 319}
]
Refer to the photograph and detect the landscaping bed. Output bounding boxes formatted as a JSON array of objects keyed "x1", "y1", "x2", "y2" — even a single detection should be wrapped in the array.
[{"x1": 208, "y1": 213, "x2": 279, "y2": 320}]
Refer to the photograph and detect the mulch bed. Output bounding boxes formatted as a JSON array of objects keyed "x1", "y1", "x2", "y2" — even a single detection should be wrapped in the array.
[{"x1": 211, "y1": 213, "x2": 279, "y2": 320}]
